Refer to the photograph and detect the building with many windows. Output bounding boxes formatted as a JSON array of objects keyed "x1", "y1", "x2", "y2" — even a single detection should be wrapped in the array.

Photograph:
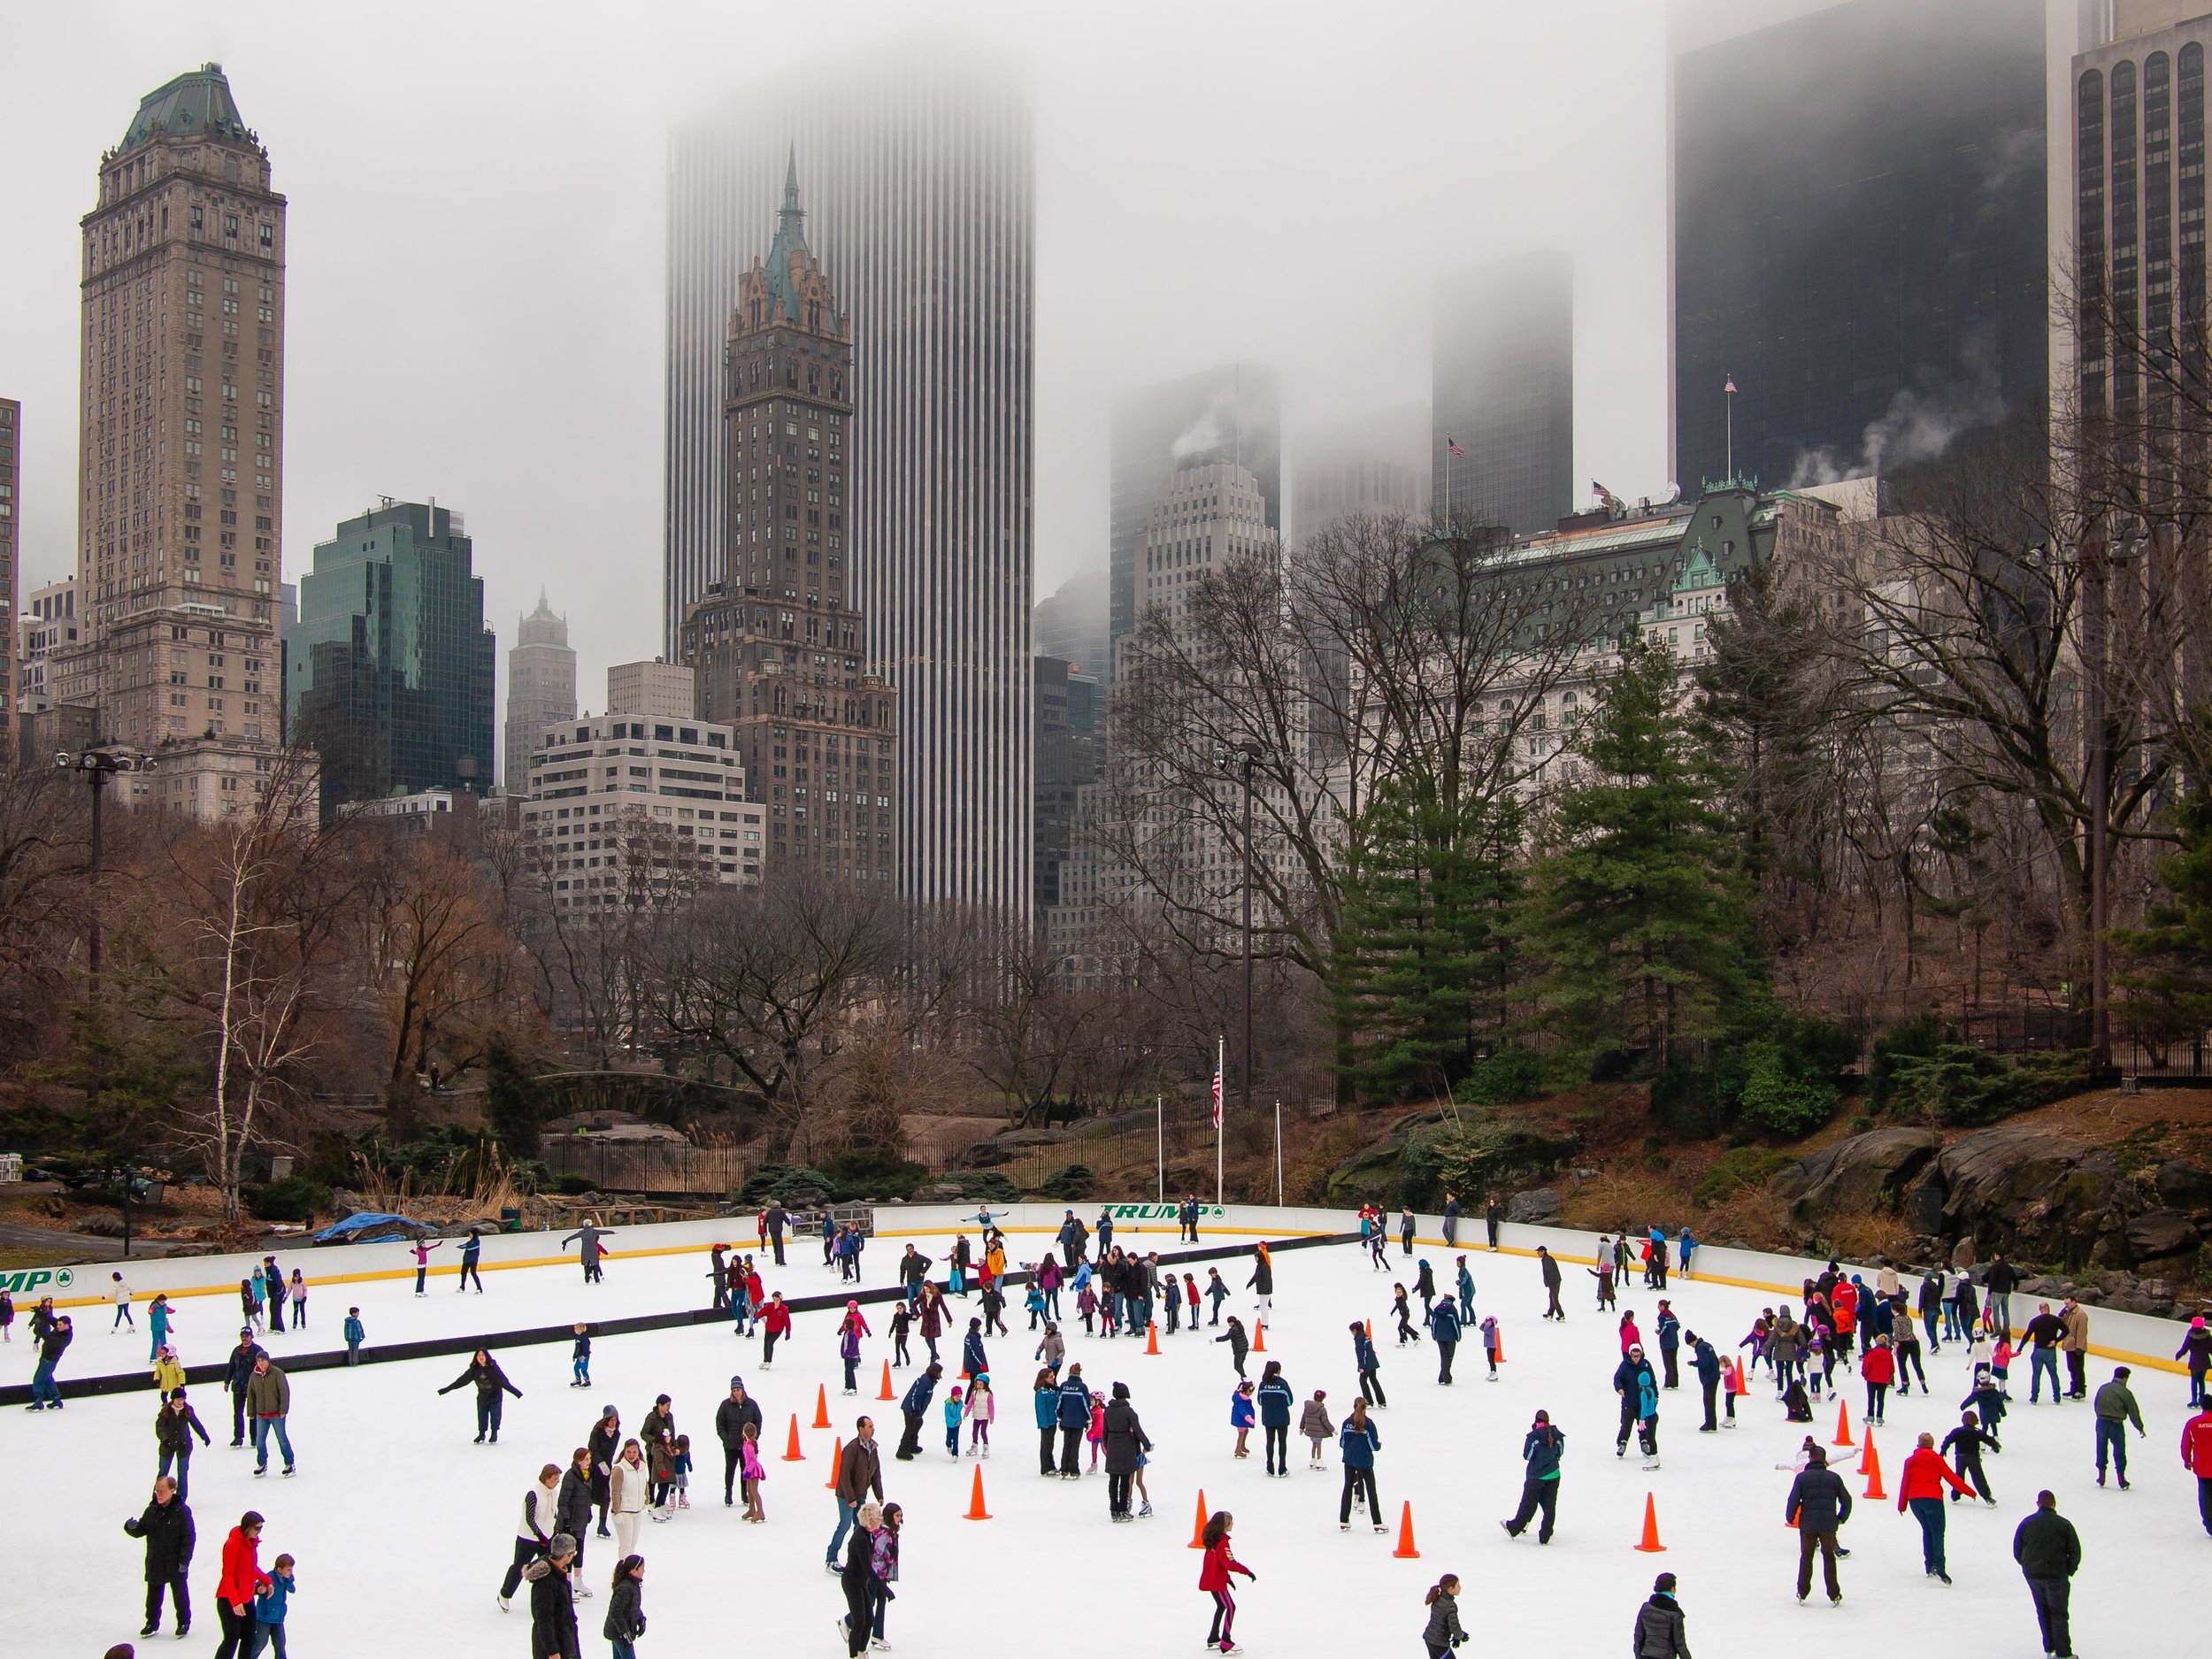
[
  {"x1": 17, "y1": 578, "x2": 76, "y2": 716},
  {"x1": 286, "y1": 499, "x2": 495, "y2": 817},
  {"x1": 503, "y1": 592, "x2": 574, "y2": 795},
  {"x1": 1671, "y1": 0, "x2": 2048, "y2": 489},
  {"x1": 1433, "y1": 251, "x2": 1573, "y2": 537},
  {"x1": 1110, "y1": 364, "x2": 1279, "y2": 677},
  {"x1": 55, "y1": 63, "x2": 288, "y2": 766},
  {"x1": 680, "y1": 165, "x2": 899, "y2": 886},
  {"x1": 664, "y1": 42, "x2": 1033, "y2": 909},
  {"x1": 520, "y1": 663, "x2": 764, "y2": 911},
  {"x1": 1291, "y1": 405, "x2": 1430, "y2": 545},
  {"x1": 0, "y1": 398, "x2": 17, "y2": 726}
]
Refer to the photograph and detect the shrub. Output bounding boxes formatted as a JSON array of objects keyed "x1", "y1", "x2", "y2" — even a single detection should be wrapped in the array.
[
  {"x1": 1693, "y1": 1146, "x2": 1792, "y2": 1207},
  {"x1": 955, "y1": 1171, "x2": 1023, "y2": 1206},
  {"x1": 818, "y1": 1147, "x2": 930, "y2": 1201},
  {"x1": 481, "y1": 1035, "x2": 542, "y2": 1158},
  {"x1": 245, "y1": 1175, "x2": 331, "y2": 1224},
  {"x1": 1737, "y1": 1040, "x2": 1839, "y2": 1136},
  {"x1": 1396, "y1": 1117, "x2": 1576, "y2": 1210},
  {"x1": 737, "y1": 1163, "x2": 836, "y2": 1209},
  {"x1": 1455, "y1": 1047, "x2": 1547, "y2": 1107},
  {"x1": 1039, "y1": 1163, "x2": 1094, "y2": 1201},
  {"x1": 1881, "y1": 1046, "x2": 2091, "y2": 1126},
  {"x1": 1865, "y1": 1014, "x2": 1947, "y2": 1111},
  {"x1": 550, "y1": 1173, "x2": 597, "y2": 1197}
]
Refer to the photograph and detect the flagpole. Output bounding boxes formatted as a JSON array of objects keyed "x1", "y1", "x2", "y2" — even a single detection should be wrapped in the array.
[
  {"x1": 1156, "y1": 1094, "x2": 1164, "y2": 1202},
  {"x1": 1274, "y1": 1100, "x2": 1283, "y2": 1206},
  {"x1": 1724, "y1": 375, "x2": 1735, "y2": 482},
  {"x1": 1216, "y1": 1035, "x2": 1225, "y2": 1207}
]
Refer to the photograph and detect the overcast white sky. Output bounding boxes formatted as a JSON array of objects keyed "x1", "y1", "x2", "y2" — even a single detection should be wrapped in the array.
[{"x1": 4, "y1": 1, "x2": 1684, "y2": 706}]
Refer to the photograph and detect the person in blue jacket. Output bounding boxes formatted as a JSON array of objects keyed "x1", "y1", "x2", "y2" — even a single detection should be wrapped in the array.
[
  {"x1": 1350, "y1": 1320, "x2": 1386, "y2": 1408},
  {"x1": 1055, "y1": 1363, "x2": 1091, "y2": 1478},
  {"x1": 1338, "y1": 1398, "x2": 1383, "y2": 1530},
  {"x1": 1033, "y1": 1368, "x2": 1062, "y2": 1476},
  {"x1": 1677, "y1": 1228, "x2": 1697, "y2": 1279},
  {"x1": 1687, "y1": 1331, "x2": 1728, "y2": 1432},
  {"x1": 1655, "y1": 1301, "x2": 1682, "y2": 1390},
  {"x1": 1454, "y1": 1257, "x2": 1476, "y2": 1325},
  {"x1": 1256, "y1": 1361, "x2": 1294, "y2": 1477},
  {"x1": 1428, "y1": 1296, "x2": 1464, "y2": 1385},
  {"x1": 250, "y1": 1550, "x2": 296, "y2": 1656},
  {"x1": 1501, "y1": 1410, "x2": 1565, "y2": 1542},
  {"x1": 962, "y1": 1317, "x2": 989, "y2": 1382},
  {"x1": 893, "y1": 1361, "x2": 942, "y2": 1462}
]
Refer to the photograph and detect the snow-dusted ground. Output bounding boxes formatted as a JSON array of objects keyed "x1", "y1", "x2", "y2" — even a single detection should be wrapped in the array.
[{"x1": 2, "y1": 1225, "x2": 2199, "y2": 1656}]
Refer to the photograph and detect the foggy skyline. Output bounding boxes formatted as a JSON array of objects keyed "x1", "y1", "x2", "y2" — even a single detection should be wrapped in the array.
[{"x1": 4, "y1": 1, "x2": 1676, "y2": 704}]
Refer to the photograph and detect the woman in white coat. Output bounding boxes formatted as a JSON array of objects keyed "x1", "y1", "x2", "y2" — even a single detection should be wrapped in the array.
[{"x1": 610, "y1": 1438, "x2": 650, "y2": 1559}]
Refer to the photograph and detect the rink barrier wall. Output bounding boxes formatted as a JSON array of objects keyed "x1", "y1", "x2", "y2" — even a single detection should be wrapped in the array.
[
  {"x1": 0, "y1": 1221, "x2": 1356, "y2": 1405},
  {"x1": 9, "y1": 1199, "x2": 2193, "y2": 1391}
]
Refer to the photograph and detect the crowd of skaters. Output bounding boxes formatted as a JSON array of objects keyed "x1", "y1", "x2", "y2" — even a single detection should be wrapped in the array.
[{"x1": 36, "y1": 1194, "x2": 2212, "y2": 1658}]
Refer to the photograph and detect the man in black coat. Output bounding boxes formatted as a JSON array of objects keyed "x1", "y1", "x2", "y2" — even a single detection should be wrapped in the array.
[
  {"x1": 764, "y1": 1202, "x2": 787, "y2": 1266},
  {"x1": 125, "y1": 1475, "x2": 195, "y2": 1638},
  {"x1": 714, "y1": 1375, "x2": 763, "y2": 1503},
  {"x1": 224, "y1": 1328, "x2": 266, "y2": 1446},
  {"x1": 1537, "y1": 1247, "x2": 1563, "y2": 1321},
  {"x1": 2012, "y1": 1489, "x2": 2081, "y2": 1658},
  {"x1": 895, "y1": 1363, "x2": 941, "y2": 1461},
  {"x1": 526, "y1": 1534, "x2": 580, "y2": 1659},
  {"x1": 1785, "y1": 1446, "x2": 1853, "y2": 1605}
]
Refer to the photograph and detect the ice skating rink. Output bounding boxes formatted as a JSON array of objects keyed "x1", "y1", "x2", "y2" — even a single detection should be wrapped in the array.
[{"x1": 1, "y1": 1217, "x2": 2199, "y2": 1656}]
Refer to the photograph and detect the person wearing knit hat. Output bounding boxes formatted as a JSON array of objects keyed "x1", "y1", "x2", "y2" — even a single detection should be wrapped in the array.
[
  {"x1": 1632, "y1": 1573, "x2": 1687, "y2": 1656},
  {"x1": 2176, "y1": 1314, "x2": 2211, "y2": 1409}
]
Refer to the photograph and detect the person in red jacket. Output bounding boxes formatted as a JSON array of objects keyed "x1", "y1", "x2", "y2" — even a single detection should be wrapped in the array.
[
  {"x1": 1897, "y1": 1431, "x2": 1975, "y2": 1582},
  {"x1": 211, "y1": 1510, "x2": 271, "y2": 1659},
  {"x1": 1861, "y1": 1336, "x2": 1897, "y2": 1425},
  {"x1": 1198, "y1": 1509, "x2": 1256, "y2": 1655},
  {"x1": 2182, "y1": 1403, "x2": 2212, "y2": 1538},
  {"x1": 761, "y1": 1292, "x2": 792, "y2": 1367}
]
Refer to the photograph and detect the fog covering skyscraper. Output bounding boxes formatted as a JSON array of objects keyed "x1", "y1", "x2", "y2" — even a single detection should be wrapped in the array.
[{"x1": 664, "y1": 42, "x2": 1035, "y2": 910}]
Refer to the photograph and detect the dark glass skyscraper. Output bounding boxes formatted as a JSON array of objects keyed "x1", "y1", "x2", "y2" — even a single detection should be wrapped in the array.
[
  {"x1": 1671, "y1": 0, "x2": 2048, "y2": 489},
  {"x1": 1432, "y1": 250, "x2": 1573, "y2": 537},
  {"x1": 287, "y1": 499, "x2": 495, "y2": 816}
]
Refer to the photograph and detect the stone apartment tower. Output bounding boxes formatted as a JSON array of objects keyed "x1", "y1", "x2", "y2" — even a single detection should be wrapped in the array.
[
  {"x1": 680, "y1": 160, "x2": 899, "y2": 885},
  {"x1": 503, "y1": 591, "x2": 576, "y2": 793},
  {"x1": 57, "y1": 63, "x2": 286, "y2": 771}
]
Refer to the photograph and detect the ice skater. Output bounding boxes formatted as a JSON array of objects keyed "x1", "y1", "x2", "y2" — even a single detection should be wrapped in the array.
[
  {"x1": 1198, "y1": 1510, "x2": 1256, "y2": 1654},
  {"x1": 1338, "y1": 1397, "x2": 1383, "y2": 1531},
  {"x1": 1422, "y1": 1575, "x2": 1466, "y2": 1659},
  {"x1": 407, "y1": 1237, "x2": 442, "y2": 1296},
  {"x1": 561, "y1": 1219, "x2": 611, "y2": 1284},
  {"x1": 1217, "y1": 1315, "x2": 1250, "y2": 1379},
  {"x1": 1501, "y1": 1409, "x2": 1563, "y2": 1543},
  {"x1": 1351, "y1": 1319, "x2": 1386, "y2": 1407},
  {"x1": 1300, "y1": 1389, "x2": 1333, "y2": 1469}
]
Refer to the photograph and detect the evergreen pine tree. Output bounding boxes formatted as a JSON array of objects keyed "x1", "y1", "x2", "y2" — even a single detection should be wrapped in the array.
[
  {"x1": 481, "y1": 1033, "x2": 542, "y2": 1158},
  {"x1": 1518, "y1": 621, "x2": 1763, "y2": 1066},
  {"x1": 1332, "y1": 777, "x2": 1521, "y2": 1100}
]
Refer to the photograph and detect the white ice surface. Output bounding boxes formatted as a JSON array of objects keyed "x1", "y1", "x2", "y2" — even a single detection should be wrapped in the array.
[{"x1": 1, "y1": 1227, "x2": 2199, "y2": 1656}]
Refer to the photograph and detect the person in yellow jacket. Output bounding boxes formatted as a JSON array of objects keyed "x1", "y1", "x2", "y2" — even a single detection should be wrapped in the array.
[{"x1": 152, "y1": 1345, "x2": 187, "y2": 1401}]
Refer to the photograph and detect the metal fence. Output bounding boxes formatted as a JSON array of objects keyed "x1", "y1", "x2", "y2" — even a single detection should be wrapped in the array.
[{"x1": 539, "y1": 1137, "x2": 752, "y2": 1195}]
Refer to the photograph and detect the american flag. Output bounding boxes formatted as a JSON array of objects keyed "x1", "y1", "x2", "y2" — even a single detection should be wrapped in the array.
[
  {"x1": 1210, "y1": 1056, "x2": 1224, "y2": 1129},
  {"x1": 1724, "y1": 376, "x2": 1737, "y2": 396},
  {"x1": 1446, "y1": 435, "x2": 1465, "y2": 457}
]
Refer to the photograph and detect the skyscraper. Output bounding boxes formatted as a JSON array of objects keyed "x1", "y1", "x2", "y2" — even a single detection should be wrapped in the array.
[
  {"x1": 665, "y1": 42, "x2": 1033, "y2": 910},
  {"x1": 2066, "y1": 4, "x2": 2212, "y2": 420},
  {"x1": 1291, "y1": 404, "x2": 1432, "y2": 545},
  {"x1": 57, "y1": 63, "x2": 288, "y2": 758},
  {"x1": 503, "y1": 591, "x2": 576, "y2": 794},
  {"x1": 679, "y1": 165, "x2": 900, "y2": 886},
  {"x1": 287, "y1": 499, "x2": 495, "y2": 815},
  {"x1": 1671, "y1": 0, "x2": 2048, "y2": 488},
  {"x1": 1032, "y1": 567, "x2": 1109, "y2": 681},
  {"x1": 1432, "y1": 250, "x2": 1574, "y2": 538},
  {"x1": 1109, "y1": 363, "x2": 1280, "y2": 674},
  {"x1": 0, "y1": 398, "x2": 17, "y2": 726}
]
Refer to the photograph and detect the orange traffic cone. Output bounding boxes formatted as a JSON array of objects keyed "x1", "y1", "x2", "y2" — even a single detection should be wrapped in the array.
[
  {"x1": 878, "y1": 1360, "x2": 895, "y2": 1401},
  {"x1": 1365, "y1": 1318, "x2": 1375, "y2": 1341},
  {"x1": 813, "y1": 1384, "x2": 832, "y2": 1430},
  {"x1": 1633, "y1": 1492, "x2": 1667, "y2": 1553},
  {"x1": 963, "y1": 1464, "x2": 992, "y2": 1520},
  {"x1": 1832, "y1": 1400, "x2": 1854, "y2": 1448},
  {"x1": 1146, "y1": 1321, "x2": 1160, "y2": 1355},
  {"x1": 1494, "y1": 1325, "x2": 1506, "y2": 1363},
  {"x1": 1730, "y1": 1359, "x2": 1747, "y2": 1396},
  {"x1": 1253, "y1": 1320, "x2": 1266, "y2": 1354},
  {"x1": 1860, "y1": 1434, "x2": 1886, "y2": 1500},
  {"x1": 780, "y1": 1413, "x2": 806, "y2": 1462},
  {"x1": 1188, "y1": 1490, "x2": 1210, "y2": 1548},
  {"x1": 825, "y1": 1435, "x2": 843, "y2": 1488},
  {"x1": 1391, "y1": 1501, "x2": 1421, "y2": 1559}
]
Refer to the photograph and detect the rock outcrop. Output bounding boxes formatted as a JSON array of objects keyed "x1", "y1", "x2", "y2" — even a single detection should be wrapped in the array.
[{"x1": 1772, "y1": 1125, "x2": 2212, "y2": 1314}]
